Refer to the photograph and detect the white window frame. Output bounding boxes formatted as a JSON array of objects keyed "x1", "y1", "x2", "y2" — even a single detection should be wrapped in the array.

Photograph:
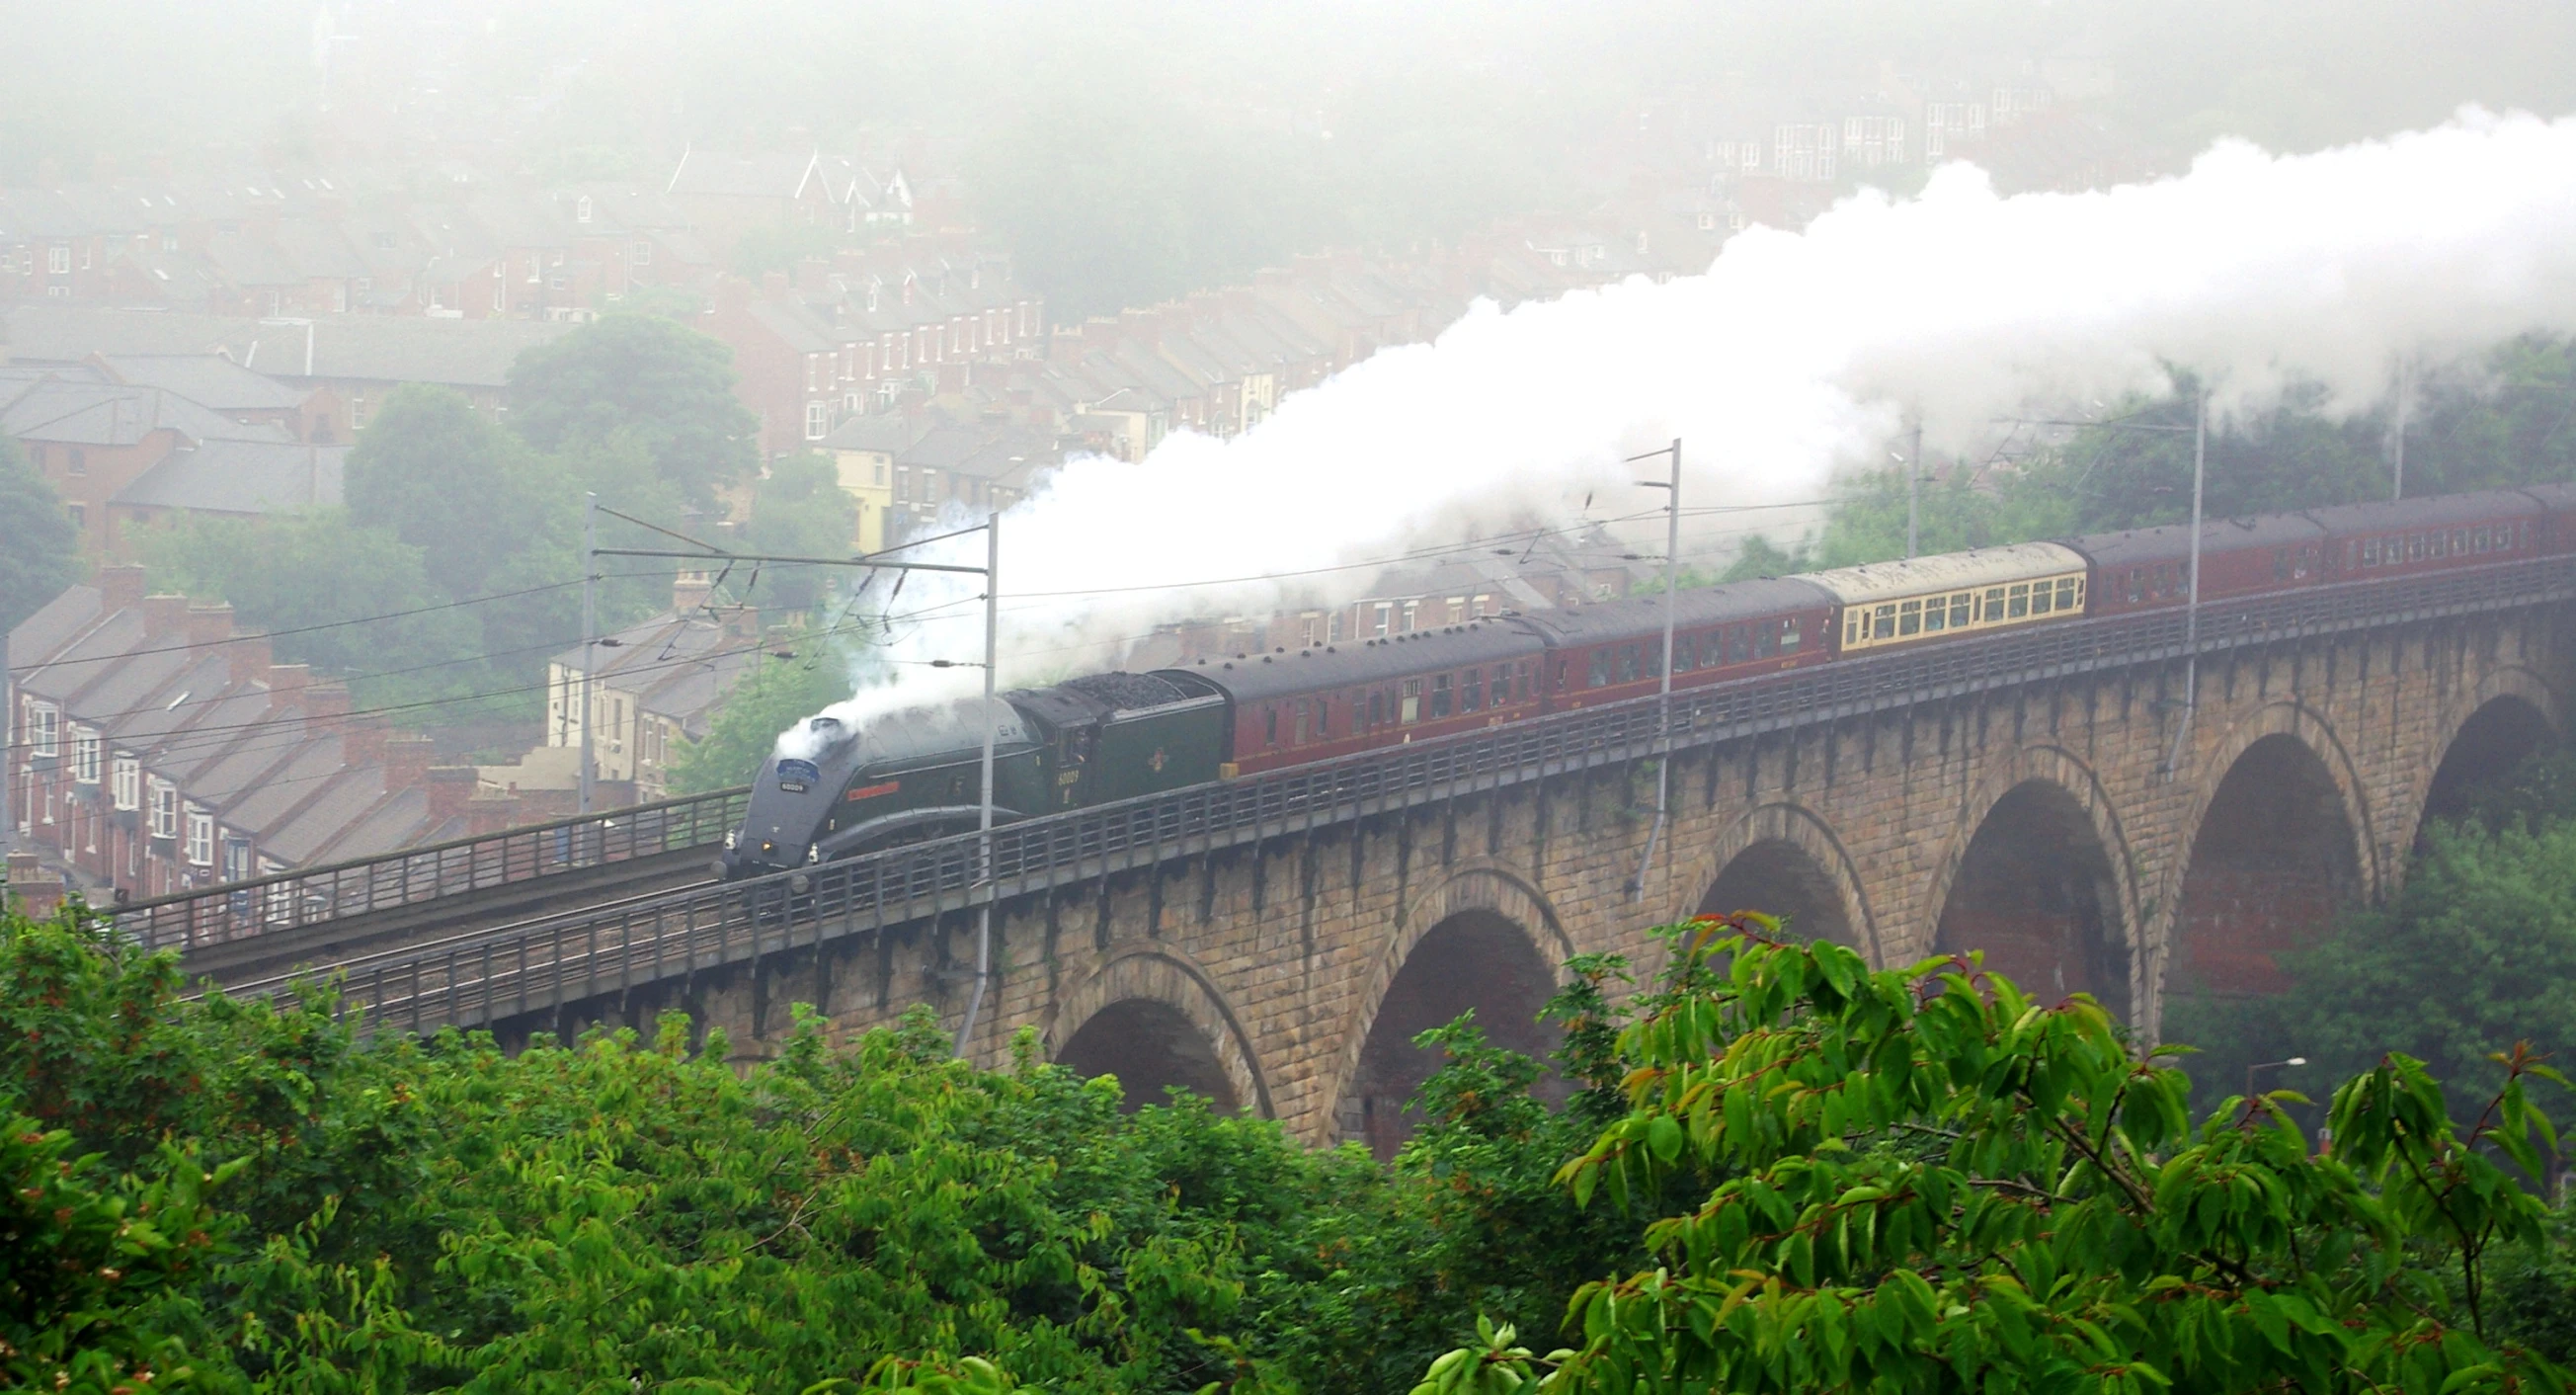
[
  {"x1": 185, "y1": 807, "x2": 214, "y2": 866},
  {"x1": 26, "y1": 699, "x2": 58, "y2": 758},
  {"x1": 148, "y1": 778, "x2": 179, "y2": 840},
  {"x1": 804, "y1": 400, "x2": 828, "y2": 440},
  {"x1": 72, "y1": 727, "x2": 100, "y2": 784},
  {"x1": 632, "y1": 240, "x2": 651, "y2": 266},
  {"x1": 47, "y1": 244, "x2": 70, "y2": 274},
  {"x1": 112, "y1": 755, "x2": 140, "y2": 811}
]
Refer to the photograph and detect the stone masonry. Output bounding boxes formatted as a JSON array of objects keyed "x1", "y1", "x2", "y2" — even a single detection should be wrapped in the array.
[{"x1": 602, "y1": 608, "x2": 2572, "y2": 1148}]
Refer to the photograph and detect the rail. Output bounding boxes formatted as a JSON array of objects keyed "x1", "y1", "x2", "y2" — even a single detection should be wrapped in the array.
[
  {"x1": 228, "y1": 554, "x2": 2576, "y2": 1033},
  {"x1": 113, "y1": 785, "x2": 753, "y2": 952}
]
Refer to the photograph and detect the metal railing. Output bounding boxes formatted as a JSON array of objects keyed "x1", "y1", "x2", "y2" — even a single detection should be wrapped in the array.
[
  {"x1": 231, "y1": 555, "x2": 2576, "y2": 1032},
  {"x1": 115, "y1": 785, "x2": 753, "y2": 952}
]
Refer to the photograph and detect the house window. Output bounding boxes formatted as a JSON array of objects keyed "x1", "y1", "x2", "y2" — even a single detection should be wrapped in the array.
[
  {"x1": 112, "y1": 756, "x2": 139, "y2": 811},
  {"x1": 492, "y1": 276, "x2": 506, "y2": 311},
  {"x1": 67, "y1": 448, "x2": 84, "y2": 475},
  {"x1": 47, "y1": 244, "x2": 69, "y2": 274},
  {"x1": 25, "y1": 700, "x2": 57, "y2": 758},
  {"x1": 576, "y1": 195, "x2": 593, "y2": 223},
  {"x1": 804, "y1": 401, "x2": 828, "y2": 440},
  {"x1": 72, "y1": 728, "x2": 100, "y2": 784},
  {"x1": 147, "y1": 779, "x2": 178, "y2": 839},
  {"x1": 185, "y1": 808, "x2": 214, "y2": 866},
  {"x1": 633, "y1": 241, "x2": 651, "y2": 266},
  {"x1": 222, "y1": 838, "x2": 251, "y2": 882}
]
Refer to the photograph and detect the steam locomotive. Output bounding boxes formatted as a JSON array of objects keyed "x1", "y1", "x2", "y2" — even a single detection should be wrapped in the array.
[{"x1": 720, "y1": 482, "x2": 2576, "y2": 879}]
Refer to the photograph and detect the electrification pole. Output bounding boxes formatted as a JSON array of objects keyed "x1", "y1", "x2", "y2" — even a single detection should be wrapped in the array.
[
  {"x1": 1628, "y1": 439, "x2": 1680, "y2": 901},
  {"x1": 1907, "y1": 419, "x2": 1923, "y2": 558},
  {"x1": 954, "y1": 512, "x2": 1002, "y2": 1058},
  {"x1": 579, "y1": 491, "x2": 598, "y2": 816},
  {"x1": 2163, "y1": 389, "x2": 2209, "y2": 779}
]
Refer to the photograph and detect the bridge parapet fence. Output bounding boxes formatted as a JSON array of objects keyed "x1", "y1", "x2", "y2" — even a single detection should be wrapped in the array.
[
  {"x1": 225, "y1": 556, "x2": 2576, "y2": 1033},
  {"x1": 113, "y1": 786, "x2": 753, "y2": 953}
]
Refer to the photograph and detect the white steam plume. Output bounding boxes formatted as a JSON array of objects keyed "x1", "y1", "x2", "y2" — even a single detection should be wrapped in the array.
[{"x1": 787, "y1": 109, "x2": 2576, "y2": 754}]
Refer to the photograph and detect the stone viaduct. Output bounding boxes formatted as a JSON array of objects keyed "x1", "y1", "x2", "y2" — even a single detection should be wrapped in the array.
[{"x1": 588, "y1": 597, "x2": 2567, "y2": 1154}]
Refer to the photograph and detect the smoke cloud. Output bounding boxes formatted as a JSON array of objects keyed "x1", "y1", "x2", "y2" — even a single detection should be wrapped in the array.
[{"x1": 788, "y1": 108, "x2": 2576, "y2": 752}]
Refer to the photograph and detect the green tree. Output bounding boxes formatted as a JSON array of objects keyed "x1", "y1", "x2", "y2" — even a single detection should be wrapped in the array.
[
  {"x1": 744, "y1": 451, "x2": 862, "y2": 613},
  {"x1": 508, "y1": 313, "x2": 760, "y2": 512},
  {"x1": 665, "y1": 645, "x2": 858, "y2": 793},
  {"x1": 136, "y1": 509, "x2": 491, "y2": 708},
  {"x1": 1419, "y1": 917, "x2": 2572, "y2": 1395},
  {"x1": 0, "y1": 434, "x2": 81, "y2": 633},
  {"x1": 2270, "y1": 817, "x2": 2576, "y2": 1110},
  {"x1": 344, "y1": 385, "x2": 565, "y2": 601}
]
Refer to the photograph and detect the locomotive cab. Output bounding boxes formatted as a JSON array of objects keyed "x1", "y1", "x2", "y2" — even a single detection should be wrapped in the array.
[{"x1": 720, "y1": 697, "x2": 1043, "y2": 878}]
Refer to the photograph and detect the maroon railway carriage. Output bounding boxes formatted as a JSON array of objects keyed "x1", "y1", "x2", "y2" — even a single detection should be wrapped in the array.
[
  {"x1": 2516, "y1": 482, "x2": 2576, "y2": 550},
  {"x1": 2064, "y1": 514, "x2": 2329, "y2": 617},
  {"x1": 2309, "y1": 489, "x2": 2547, "y2": 581},
  {"x1": 1164, "y1": 619, "x2": 1549, "y2": 778},
  {"x1": 1507, "y1": 578, "x2": 1837, "y2": 710}
]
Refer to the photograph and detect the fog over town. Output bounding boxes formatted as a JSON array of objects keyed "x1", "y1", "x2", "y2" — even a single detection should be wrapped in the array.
[{"x1": 8, "y1": 5, "x2": 2576, "y2": 1390}]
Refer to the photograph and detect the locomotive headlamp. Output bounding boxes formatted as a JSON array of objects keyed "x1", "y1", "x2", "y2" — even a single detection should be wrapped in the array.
[
  {"x1": 724, "y1": 829, "x2": 739, "y2": 851},
  {"x1": 807, "y1": 845, "x2": 822, "y2": 863}
]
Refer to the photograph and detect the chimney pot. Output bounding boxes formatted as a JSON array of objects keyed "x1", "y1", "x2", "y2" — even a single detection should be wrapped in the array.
[
  {"x1": 382, "y1": 733, "x2": 436, "y2": 792},
  {"x1": 185, "y1": 602, "x2": 233, "y2": 647},
  {"x1": 98, "y1": 565, "x2": 148, "y2": 612},
  {"x1": 227, "y1": 632, "x2": 273, "y2": 688},
  {"x1": 267, "y1": 663, "x2": 311, "y2": 712},
  {"x1": 426, "y1": 766, "x2": 479, "y2": 823},
  {"x1": 140, "y1": 594, "x2": 189, "y2": 639},
  {"x1": 341, "y1": 716, "x2": 388, "y2": 771},
  {"x1": 303, "y1": 681, "x2": 351, "y2": 732},
  {"x1": 673, "y1": 573, "x2": 714, "y2": 614}
]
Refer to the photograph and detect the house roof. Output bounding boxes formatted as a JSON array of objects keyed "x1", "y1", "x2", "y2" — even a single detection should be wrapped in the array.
[
  {"x1": 6, "y1": 573, "x2": 468, "y2": 871},
  {"x1": 667, "y1": 147, "x2": 821, "y2": 202},
  {"x1": 113, "y1": 439, "x2": 345, "y2": 514},
  {"x1": 3, "y1": 306, "x2": 575, "y2": 388},
  {"x1": 0, "y1": 379, "x2": 290, "y2": 447},
  {"x1": 95, "y1": 355, "x2": 307, "y2": 411}
]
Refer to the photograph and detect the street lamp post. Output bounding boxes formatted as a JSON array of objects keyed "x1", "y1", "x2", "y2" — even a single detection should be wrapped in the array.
[
  {"x1": 2248, "y1": 1055, "x2": 2308, "y2": 1099},
  {"x1": 1627, "y1": 439, "x2": 1680, "y2": 901}
]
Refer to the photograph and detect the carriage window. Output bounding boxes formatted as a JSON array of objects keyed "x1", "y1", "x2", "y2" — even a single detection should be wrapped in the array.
[
  {"x1": 1521, "y1": 662, "x2": 1536, "y2": 701},
  {"x1": 1845, "y1": 613, "x2": 1862, "y2": 645},
  {"x1": 1897, "y1": 600, "x2": 1922, "y2": 635},
  {"x1": 2273, "y1": 547, "x2": 2291, "y2": 579},
  {"x1": 2126, "y1": 568, "x2": 2143, "y2": 604},
  {"x1": 1369, "y1": 690, "x2": 1386, "y2": 727},
  {"x1": 1729, "y1": 625, "x2": 1752, "y2": 662},
  {"x1": 1982, "y1": 587, "x2": 2006, "y2": 620},
  {"x1": 1618, "y1": 645, "x2": 1641, "y2": 683},
  {"x1": 1264, "y1": 706, "x2": 1279, "y2": 745},
  {"x1": 2300, "y1": 545, "x2": 2318, "y2": 577},
  {"x1": 2007, "y1": 583, "x2": 2031, "y2": 617},
  {"x1": 1755, "y1": 622, "x2": 1777, "y2": 657},
  {"x1": 2452, "y1": 529, "x2": 2466, "y2": 555},
  {"x1": 1431, "y1": 674, "x2": 1453, "y2": 718},
  {"x1": 1780, "y1": 617, "x2": 1801, "y2": 652},
  {"x1": 2474, "y1": 527, "x2": 2491, "y2": 553},
  {"x1": 2428, "y1": 532, "x2": 2446, "y2": 558},
  {"x1": 1294, "y1": 699, "x2": 1311, "y2": 743},
  {"x1": 2058, "y1": 577, "x2": 2081, "y2": 611},
  {"x1": 1401, "y1": 680, "x2": 1422, "y2": 723},
  {"x1": 2363, "y1": 537, "x2": 2380, "y2": 565},
  {"x1": 1644, "y1": 642, "x2": 1662, "y2": 679},
  {"x1": 1463, "y1": 669, "x2": 1484, "y2": 711},
  {"x1": 1951, "y1": 592, "x2": 1973, "y2": 627},
  {"x1": 2029, "y1": 581, "x2": 2053, "y2": 615},
  {"x1": 1922, "y1": 596, "x2": 1947, "y2": 632},
  {"x1": 2407, "y1": 533, "x2": 2425, "y2": 561},
  {"x1": 1872, "y1": 605, "x2": 1897, "y2": 639},
  {"x1": 1588, "y1": 651, "x2": 1611, "y2": 687}
]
